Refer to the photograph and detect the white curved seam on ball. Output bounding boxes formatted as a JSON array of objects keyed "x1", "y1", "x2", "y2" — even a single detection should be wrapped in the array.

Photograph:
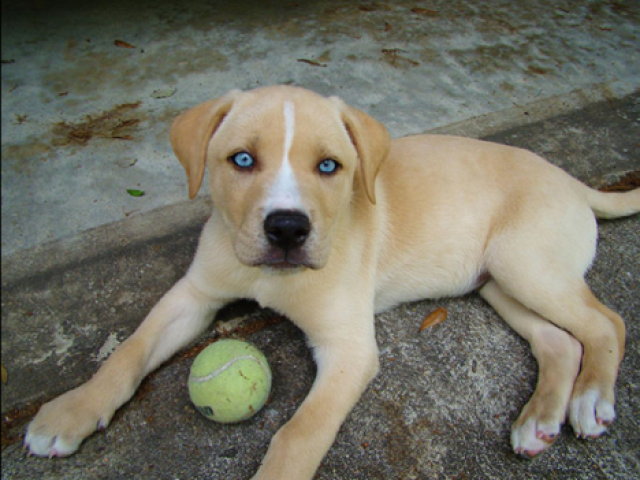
[{"x1": 189, "y1": 355, "x2": 271, "y2": 384}]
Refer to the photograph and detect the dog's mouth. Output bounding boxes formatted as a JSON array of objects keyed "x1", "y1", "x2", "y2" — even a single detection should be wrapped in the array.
[
  {"x1": 267, "y1": 260, "x2": 305, "y2": 269},
  {"x1": 255, "y1": 247, "x2": 315, "y2": 271}
]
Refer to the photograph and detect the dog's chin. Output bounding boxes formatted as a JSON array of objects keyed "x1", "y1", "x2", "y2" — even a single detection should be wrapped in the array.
[{"x1": 260, "y1": 263, "x2": 307, "y2": 276}]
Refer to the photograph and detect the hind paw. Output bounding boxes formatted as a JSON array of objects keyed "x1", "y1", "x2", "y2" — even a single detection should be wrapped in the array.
[
  {"x1": 569, "y1": 390, "x2": 615, "y2": 439},
  {"x1": 511, "y1": 417, "x2": 560, "y2": 458}
]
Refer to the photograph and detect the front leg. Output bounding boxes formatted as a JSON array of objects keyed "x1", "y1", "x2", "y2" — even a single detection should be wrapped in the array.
[
  {"x1": 253, "y1": 315, "x2": 379, "y2": 479},
  {"x1": 25, "y1": 276, "x2": 222, "y2": 457}
]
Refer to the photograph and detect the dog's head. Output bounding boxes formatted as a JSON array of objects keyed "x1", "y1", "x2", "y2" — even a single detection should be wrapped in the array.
[{"x1": 170, "y1": 86, "x2": 390, "y2": 272}]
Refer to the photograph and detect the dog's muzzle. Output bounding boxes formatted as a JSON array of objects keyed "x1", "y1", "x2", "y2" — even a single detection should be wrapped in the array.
[{"x1": 262, "y1": 210, "x2": 311, "y2": 268}]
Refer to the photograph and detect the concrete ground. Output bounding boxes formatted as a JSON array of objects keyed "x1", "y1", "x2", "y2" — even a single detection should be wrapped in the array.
[
  {"x1": 1, "y1": 0, "x2": 639, "y2": 479},
  {"x1": 3, "y1": 0, "x2": 640, "y2": 255}
]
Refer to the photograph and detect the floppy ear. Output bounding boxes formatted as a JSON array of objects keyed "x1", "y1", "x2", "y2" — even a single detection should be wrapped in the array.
[
  {"x1": 331, "y1": 98, "x2": 391, "y2": 204},
  {"x1": 170, "y1": 90, "x2": 240, "y2": 198}
]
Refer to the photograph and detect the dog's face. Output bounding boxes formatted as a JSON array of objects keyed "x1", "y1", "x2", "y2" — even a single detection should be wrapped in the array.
[{"x1": 170, "y1": 86, "x2": 390, "y2": 271}]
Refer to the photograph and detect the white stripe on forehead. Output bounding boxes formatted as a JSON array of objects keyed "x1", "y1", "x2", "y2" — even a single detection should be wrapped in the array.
[
  {"x1": 264, "y1": 100, "x2": 304, "y2": 213},
  {"x1": 283, "y1": 100, "x2": 295, "y2": 162}
]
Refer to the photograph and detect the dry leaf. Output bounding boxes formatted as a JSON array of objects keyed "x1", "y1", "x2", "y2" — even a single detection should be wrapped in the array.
[
  {"x1": 151, "y1": 87, "x2": 177, "y2": 99},
  {"x1": 599, "y1": 170, "x2": 640, "y2": 192},
  {"x1": 297, "y1": 58, "x2": 327, "y2": 68},
  {"x1": 1, "y1": 364, "x2": 7, "y2": 384},
  {"x1": 411, "y1": 7, "x2": 438, "y2": 16},
  {"x1": 382, "y1": 49, "x2": 420, "y2": 67},
  {"x1": 116, "y1": 157, "x2": 138, "y2": 168},
  {"x1": 527, "y1": 65, "x2": 548, "y2": 75},
  {"x1": 384, "y1": 22, "x2": 392, "y2": 32},
  {"x1": 115, "y1": 40, "x2": 136, "y2": 49},
  {"x1": 419, "y1": 307, "x2": 447, "y2": 331},
  {"x1": 116, "y1": 119, "x2": 139, "y2": 128}
]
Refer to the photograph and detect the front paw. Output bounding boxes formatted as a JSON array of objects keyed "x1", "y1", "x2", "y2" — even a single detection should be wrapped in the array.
[{"x1": 25, "y1": 385, "x2": 110, "y2": 458}]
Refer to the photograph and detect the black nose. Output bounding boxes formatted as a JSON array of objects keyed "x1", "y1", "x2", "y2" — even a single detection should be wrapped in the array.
[{"x1": 264, "y1": 211, "x2": 311, "y2": 251}]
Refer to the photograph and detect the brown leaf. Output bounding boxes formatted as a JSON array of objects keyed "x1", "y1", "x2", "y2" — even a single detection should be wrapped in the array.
[
  {"x1": 411, "y1": 7, "x2": 438, "y2": 16},
  {"x1": 116, "y1": 119, "x2": 139, "y2": 128},
  {"x1": 527, "y1": 65, "x2": 548, "y2": 75},
  {"x1": 599, "y1": 170, "x2": 640, "y2": 192},
  {"x1": 297, "y1": 58, "x2": 328, "y2": 68},
  {"x1": 1, "y1": 364, "x2": 7, "y2": 384},
  {"x1": 382, "y1": 49, "x2": 420, "y2": 67},
  {"x1": 384, "y1": 22, "x2": 392, "y2": 32},
  {"x1": 419, "y1": 307, "x2": 447, "y2": 331},
  {"x1": 115, "y1": 40, "x2": 136, "y2": 49},
  {"x1": 150, "y1": 87, "x2": 177, "y2": 99},
  {"x1": 117, "y1": 102, "x2": 142, "y2": 110}
]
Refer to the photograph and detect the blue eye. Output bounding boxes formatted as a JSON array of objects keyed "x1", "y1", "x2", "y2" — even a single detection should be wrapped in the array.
[
  {"x1": 318, "y1": 159, "x2": 339, "y2": 174},
  {"x1": 230, "y1": 152, "x2": 255, "y2": 170}
]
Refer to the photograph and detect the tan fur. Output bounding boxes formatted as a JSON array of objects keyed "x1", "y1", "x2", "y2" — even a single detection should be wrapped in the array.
[{"x1": 26, "y1": 86, "x2": 640, "y2": 476}]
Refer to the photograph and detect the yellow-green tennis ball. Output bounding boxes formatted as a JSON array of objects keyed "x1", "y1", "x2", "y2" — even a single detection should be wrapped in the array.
[{"x1": 188, "y1": 339, "x2": 272, "y2": 423}]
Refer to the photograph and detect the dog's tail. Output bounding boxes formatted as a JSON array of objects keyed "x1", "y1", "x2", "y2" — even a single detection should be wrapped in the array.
[{"x1": 582, "y1": 184, "x2": 640, "y2": 219}]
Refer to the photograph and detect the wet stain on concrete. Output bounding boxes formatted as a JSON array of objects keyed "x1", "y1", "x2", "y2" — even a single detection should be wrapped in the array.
[
  {"x1": 44, "y1": 44, "x2": 231, "y2": 98},
  {"x1": 52, "y1": 102, "x2": 142, "y2": 146},
  {"x1": 1, "y1": 144, "x2": 52, "y2": 174},
  {"x1": 25, "y1": 0, "x2": 638, "y2": 99}
]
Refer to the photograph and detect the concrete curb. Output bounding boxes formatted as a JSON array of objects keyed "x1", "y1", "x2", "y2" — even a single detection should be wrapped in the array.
[
  {"x1": 1, "y1": 82, "x2": 631, "y2": 286},
  {"x1": 1, "y1": 197, "x2": 210, "y2": 286}
]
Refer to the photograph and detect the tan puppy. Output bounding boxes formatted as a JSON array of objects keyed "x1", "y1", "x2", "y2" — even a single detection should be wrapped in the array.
[{"x1": 26, "y1": 86, "x2": 640, "y2": 478}]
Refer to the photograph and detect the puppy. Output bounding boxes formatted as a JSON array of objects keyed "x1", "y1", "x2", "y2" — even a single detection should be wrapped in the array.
[{"x1": 26, "y1": 86, "x2": 640, "y2": 478}]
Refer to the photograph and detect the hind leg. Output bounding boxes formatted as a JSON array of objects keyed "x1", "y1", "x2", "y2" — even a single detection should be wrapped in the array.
[
  {"x1": 484, "y1": 192, "x2": 627, "y2": 441},
  {"x1": 480, "y1": 280, "x2": 582, "y2": 457},
  {"x1": 519, "y1": 282, "x2": 624, "y2": 439},
  {"x1": 488, "y1": 259, "x2": 625, "y2": 441},
  {"x1": 567, "y1": 292, "x2": 625, "y2": 438}
]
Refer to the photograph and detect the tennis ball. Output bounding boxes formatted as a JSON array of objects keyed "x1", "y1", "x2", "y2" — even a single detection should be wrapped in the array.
[{"x1": 188, "y1": 339, "x2": 272, "y2": 423}]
